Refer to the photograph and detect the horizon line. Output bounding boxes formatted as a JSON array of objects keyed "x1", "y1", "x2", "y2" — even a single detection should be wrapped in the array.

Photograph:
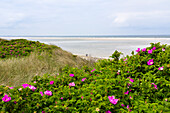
[{"x1": 1, "y1": 34, "x2": 170, "y2": 37}]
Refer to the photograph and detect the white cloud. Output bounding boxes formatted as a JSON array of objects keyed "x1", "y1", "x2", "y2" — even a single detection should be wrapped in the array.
[
  {"x1": 0, "y1": 0, "x2": 170, "y2": 35},
  {"x1": 110, "y1": 11, "x2": 170, "y2": 28},
  {"x1": 114, "y1": 16, "x2": 127, "y2": 24}
]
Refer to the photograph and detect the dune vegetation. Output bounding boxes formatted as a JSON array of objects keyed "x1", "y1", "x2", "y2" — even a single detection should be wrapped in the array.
[
  {"x1": 0, "y1": 39, "x2": 93, "y2": 86},
  {"x1": 0, "y1": 39, "x2": 169, "y2": 112}
]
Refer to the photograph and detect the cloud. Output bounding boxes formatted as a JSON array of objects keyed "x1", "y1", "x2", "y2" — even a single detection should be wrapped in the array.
[
  {"x1": 112, "y1": 14, "x2": 129, "y2": 27},
  {"x1": 110, "y1": 11, "x2": 170, "y2": 28},
  {"x1": 114, "y1": 16, "x2": 127, "y2": 24},
  {"x1": 0, "y1": 0, "x2": 170, "y2": 35}
]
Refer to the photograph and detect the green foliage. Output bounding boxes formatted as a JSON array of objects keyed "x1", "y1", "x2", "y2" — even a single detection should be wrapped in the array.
[
  {"x1": 0, "y1": 42, "x2": 169, "y2": 112},
  {"x1": 0, "y1": 39, "x2": 59, "y2": 59},
  {"x1": 110, "y1": 50, "x2": 123, "y2": 61}
]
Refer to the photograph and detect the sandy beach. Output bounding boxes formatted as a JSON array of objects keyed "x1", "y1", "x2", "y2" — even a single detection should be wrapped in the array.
[{"x1": 1, "y1": 37, "x2": 170, "y2": 58}]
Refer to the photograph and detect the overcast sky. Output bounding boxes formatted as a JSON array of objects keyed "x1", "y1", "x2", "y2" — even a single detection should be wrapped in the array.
[{"x1": 0, "y1": 0, "x2": 170, "y2": 36}]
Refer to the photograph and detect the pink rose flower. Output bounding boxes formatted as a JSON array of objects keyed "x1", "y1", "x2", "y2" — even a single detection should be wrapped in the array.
[
  {"x1": 147, "y1": 59, "x2": 154, "y2": 65},
  {"x1": 129, "y1": 78, "x2": 134, "y2": 83},
  {"x1": 162, "y1": 48, "x2": 165, "y2": 51},
  {"x1": 81, "y1": 78, "x2": 86, "y2": 82},
  {"x1": 121, "y1": 104, "x2": 125, "y2": 107},
  {"x1": 9, "y1": 87, "x2": 13, "y2": 89},
  {"x1": 22, "y1": 84, "x2": 29, "y2": 88},
  {"x1": 152, "y1": 47, "x2": 156, "y2": 50},
  {"x1": 69, "y1": 74, "x2": 74, "y2": 77},
  {"x1": 142, "y1": 48, "x2": 146, "y2": 52},
  {"x1": 124, "y1": 91, "x2": 129, "y2": 95},
  {"x1": 50, "y1": 81, "x2": 54, "y2": 85},
  {"x1": 148, "y1": 49, "x2": 152, "y2": 54},
  {"x1": 91, "y1": 69, "x2": 96, "y2": 72},
  {"x1": 127, "y1": 105, "x2": 131, "y2": 111},
  {"x1": 44, "y1": 90, "x2": 52, "y2": 96},
  {"x1": 127, "y1": 83, "x2": 131, "y2": 86},
  {"x1": 151, "y1": 83, "x2": 158, "y2": 89},
  {"x1": 108, "y1": 96, "x2": 118, "y2": 105},
  {"x1": 123, "y1": 58, "x2": 127, "y2": 61},
  {"x1": 2, "y1": 95, "x2": 11, "y2": 102},
  {"x1": 40, "y1": 91, "x2": 44, "y2": 96},
  {"x1": 158, "y1": 66, "x2": 164, "y2": 70},
  {"x1": 69, "y1": 82, "x2": 75, "y2": 87},
  {"x1": 136, "y1": 48, "x2": 140, "y2": 52},
  {"x1": 106, "y1": 110, "x2": 111, "y2": 113},
  {"x1": 29, "y1": 85, "x2": 37, "y2": 91}
]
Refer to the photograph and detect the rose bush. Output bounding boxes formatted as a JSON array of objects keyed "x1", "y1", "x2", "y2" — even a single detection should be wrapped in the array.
[
  {"x1": 0, "y1": 42, "x2": 169, "y2": 112},
  {"x1": 0, "y1": 39, "x2": 59, "y2": 59}
]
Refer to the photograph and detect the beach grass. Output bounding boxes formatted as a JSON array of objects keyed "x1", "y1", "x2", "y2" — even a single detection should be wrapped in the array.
[
  {"x1": 0, "y1": 39, "x2": 94, "y2": 87},
  {"x1": 0, "y1": 38, "x2": 6, "y2": 42}
]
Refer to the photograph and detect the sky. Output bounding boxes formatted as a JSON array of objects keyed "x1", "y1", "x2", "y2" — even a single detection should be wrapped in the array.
[{"x1": 0, "y1": 0, "x2": 170, "y2": 36}]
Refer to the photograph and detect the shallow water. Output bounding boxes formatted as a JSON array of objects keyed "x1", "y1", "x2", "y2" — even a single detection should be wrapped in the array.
[{"x1": 1, "y1": 37, "x2": 170, "y2": 58}]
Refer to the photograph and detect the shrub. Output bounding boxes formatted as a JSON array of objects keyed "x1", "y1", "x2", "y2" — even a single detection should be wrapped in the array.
[
  {"x1": 0, "y1": 42, "x2": 169, "y2": 112},
  {"x1": 0, "y1": 39, "x2": 59, "y2": 59}
]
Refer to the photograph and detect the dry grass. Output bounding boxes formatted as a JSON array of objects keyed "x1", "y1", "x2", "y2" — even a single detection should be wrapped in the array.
[
  {"x1": 0, "y1": 48, "x2": 94, "y2": 87},
  {"x1": 0, "y1": 38, "x2": 6, "y2": 42}
]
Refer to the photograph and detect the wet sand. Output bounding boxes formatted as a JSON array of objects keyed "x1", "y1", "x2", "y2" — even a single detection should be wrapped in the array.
[{"x1": 1, "y1": 37, "x2": 170, "y2": 58}]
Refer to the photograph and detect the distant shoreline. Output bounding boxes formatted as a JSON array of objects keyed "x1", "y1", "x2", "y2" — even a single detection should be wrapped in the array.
[
  {"x1": 1, "y1": 37, "x2": 170, "y2": 40},
  {"x1": 1, "y1": 37, "x2": 170, "y2": 58},
  {"x1": 1, "y1": 35, "x2": 170, "y2": 38}
]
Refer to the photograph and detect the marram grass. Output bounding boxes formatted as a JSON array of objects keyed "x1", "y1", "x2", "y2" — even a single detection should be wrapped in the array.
[{"x1": 0, "y1": 39, "x2": 93, "y2": 86}]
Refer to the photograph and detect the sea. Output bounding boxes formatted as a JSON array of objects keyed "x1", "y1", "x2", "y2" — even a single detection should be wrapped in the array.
[{"x1": 1, "y1": 35, "x2": 170, "y2": 58}]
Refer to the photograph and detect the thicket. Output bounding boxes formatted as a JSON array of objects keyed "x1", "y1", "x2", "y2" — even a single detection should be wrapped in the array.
[
  {"x1": 0, "y1": 42, "x2": 169, "y2": 113},
  {"x1": 0, "y1": 39, "x2": 59, "y2": 59}
]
